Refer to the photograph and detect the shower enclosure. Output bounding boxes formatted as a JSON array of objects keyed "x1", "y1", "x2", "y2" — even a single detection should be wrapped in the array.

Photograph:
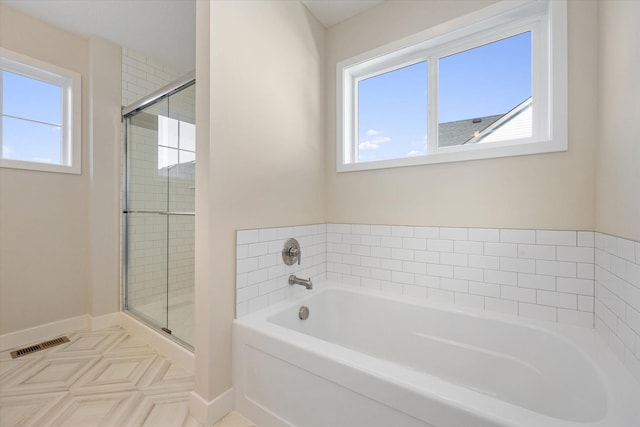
[{"x1": 122, "y1": 74, "x2": 195, "y2": 348}]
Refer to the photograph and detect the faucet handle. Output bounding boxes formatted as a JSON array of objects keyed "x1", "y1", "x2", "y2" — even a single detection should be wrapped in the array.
[{"x1": 282, "y1": 238, "x2": 301, "y2": 266}]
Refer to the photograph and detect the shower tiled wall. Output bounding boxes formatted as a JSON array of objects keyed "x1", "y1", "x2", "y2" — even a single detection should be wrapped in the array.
[
  {"x1": 594, "y1": 233, "x2": 640, "y2": 382},
  {"x1": 122, "y1": 48, "x2": 195, "y2": 311},
  {"x1": 122, "y1": 47, "x2": 182, "y2": 107}
]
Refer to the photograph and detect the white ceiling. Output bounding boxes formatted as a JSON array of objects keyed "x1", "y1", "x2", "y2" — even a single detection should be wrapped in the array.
[
  {"x1": 0, "y1": 0, "x2": 197, "y2": 73},
  {"x1": 301, "y1": 0, "x2": 384, "y2": 27},
  {"x1": 0, "y1": 0, "x2": 384, "y2": 72}
]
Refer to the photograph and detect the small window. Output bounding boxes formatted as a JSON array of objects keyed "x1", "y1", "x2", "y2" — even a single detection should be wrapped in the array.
[
  {"x1": 1, "y1": 48, "x2": 82, "y2": 174},
  {"x1": 337, "y1": 0, "x2": 567, "y2": 172}
]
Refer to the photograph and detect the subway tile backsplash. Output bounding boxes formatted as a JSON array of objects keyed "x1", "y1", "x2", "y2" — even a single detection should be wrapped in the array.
[
  {"x1": 236, "y1": 224, "x2": 326, "y2": 317},
  {"x1": 594, "y1": 232, "x2": 640, "y2": 382},
  {"x1": 326, "y1": 224, "x2": 595, "y2": 327},
  {"x1": 237, "y1": 224, "x2": 595, "y2": 325},
  {"x1": 236, "y1": 224, "x2": 640, "y2": 382}
]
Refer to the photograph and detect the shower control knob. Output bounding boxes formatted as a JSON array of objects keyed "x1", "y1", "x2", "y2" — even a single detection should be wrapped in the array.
[{"x1": 282, "y1": 238, "x2": 301, "y2": 265}]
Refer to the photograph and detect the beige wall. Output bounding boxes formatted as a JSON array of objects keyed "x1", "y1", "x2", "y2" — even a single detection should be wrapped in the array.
[
  {"x1": 596, "y1": 0, "x2": 640, "y2": 242},
  {"x1": 193, "y1": 0, "x2": 326, "y2": 414},
  {"x1": 88, "y1": 36, "x2": 122, "y2": 317},
  {"x1": 0, "y1": 6, "x2": 91, "y2": 334},
  {"x1": 325, "y1": 0, "x2": 598, "y2": 232},
  {"x1": 0, "y1": 7, "x2": 122, "y2": 335}
]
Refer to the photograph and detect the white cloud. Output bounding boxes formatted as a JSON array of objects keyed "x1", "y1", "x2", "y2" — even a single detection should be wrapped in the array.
[
  {"x1": 407, "y1": 150, "x2": 424, "y2": 157},
  {"x1": 359, "y1": 140, "x2": 380, "y2": 151},
  {"x1": 366, "y1": 129, "x2": 381, "y2": 136},
  {"x1": 372, "y1": 136, "x2": 391, "y2": 144},
  {"x1": 2, "y1": 146, "x2": 14, "y2": 158},
  {"x1": 359, "y1": 135, "x2": 391, "y2": 151}
]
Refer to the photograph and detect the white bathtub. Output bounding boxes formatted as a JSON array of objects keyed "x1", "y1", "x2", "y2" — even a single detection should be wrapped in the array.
[{"x1": 233, "y1": 283, "x2": 640, "y2": 426}]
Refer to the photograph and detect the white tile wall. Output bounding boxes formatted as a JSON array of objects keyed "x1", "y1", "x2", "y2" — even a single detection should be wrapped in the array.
[
  {"x1": 594, "y1": 232, "x2": 640, "y2": 383},
  {"x1": 326, "y1": 224, "x2": 595, "y2": 327},
  {"x1": 236, "y1": 224, "x2": 327, "y2": 316},
  {"x1": 236, "y1": 224, "x2": 595, "y2": 326},
  {"x1": 122, "y1": 47, "x2": 183, "y2": 107}
]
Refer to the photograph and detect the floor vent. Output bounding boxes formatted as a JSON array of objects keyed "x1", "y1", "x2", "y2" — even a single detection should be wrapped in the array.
[{"x1": 10, "y1": 336, "x2": 70, "y2": 359}]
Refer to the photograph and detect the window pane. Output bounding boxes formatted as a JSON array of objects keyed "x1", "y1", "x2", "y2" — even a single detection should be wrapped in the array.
[
  {"x1": 179, "y1": 121, "x2": 196, "y2": 152},
  {"x1": 2, "y1": 71, "x2": 62, "y2": 125},
  {"x1": 2, "y1": 116, "x2": 61, "y2": 164},
  {"x1": 171, "y1": 151, "x2": 195, "y2": 182},
  {"x1": 357, "y1": 61, "x2": 427, "y2": 162},
  {"x1": 179, "y1": 150, "x2": 195, "y2": 165},
  {"x1": 158, "y1": 115, "x2": 179, "y2": 148},
  {"x1": 158, "y1": 146, "x2": 179, "y2": 173},
  {"x1": 438, "y1": 32, "x2": 532, "y2": 147}
]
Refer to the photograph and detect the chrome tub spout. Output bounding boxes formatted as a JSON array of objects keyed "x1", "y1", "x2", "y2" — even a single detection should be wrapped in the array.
[{"x1": 288, "y1": 275, "x2": 313, "y2": 289}]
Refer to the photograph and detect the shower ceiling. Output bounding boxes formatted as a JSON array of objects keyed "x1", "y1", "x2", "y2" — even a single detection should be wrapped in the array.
[{"x1": 0, "y1": 0, "x2": 384, "y2": 72}]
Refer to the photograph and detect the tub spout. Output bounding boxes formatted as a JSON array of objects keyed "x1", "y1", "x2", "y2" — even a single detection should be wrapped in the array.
[{"x1": 289, "y1": 275, "x2": 313, "y2": 289}]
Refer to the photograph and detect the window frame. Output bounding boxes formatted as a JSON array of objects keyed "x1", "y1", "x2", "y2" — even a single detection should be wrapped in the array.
[
  {"x1": 0, "y1": 48, "x2": 82, "y2": 174},
  {"x1": 336, "y1": 0, "x2": 567, "y2": 172}
]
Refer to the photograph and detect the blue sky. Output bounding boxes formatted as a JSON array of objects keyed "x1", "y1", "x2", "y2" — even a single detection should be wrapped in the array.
[
  {"x1": 1, "y1": 70, "x2": 62, "y2": 164},
  {"x1": 357, "y1": 31, "x2": 532, "y2": 161}
]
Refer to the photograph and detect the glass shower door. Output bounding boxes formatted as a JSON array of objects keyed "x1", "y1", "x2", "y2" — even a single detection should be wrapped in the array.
[
  {"x1": 165, "y1": 84, "x2": 196, "y2": 345},
  {"x1": 123, "y1": 81, "x2": 195, "y2": 347}
]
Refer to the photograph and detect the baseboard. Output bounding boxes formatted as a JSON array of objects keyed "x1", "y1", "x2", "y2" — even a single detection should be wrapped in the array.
[
  {"x1": 190, "y1": 388, "x2": 234, "y2": 426},
  {"x1": 0, "y1": 314, "x2": 91, "y2": 352}
]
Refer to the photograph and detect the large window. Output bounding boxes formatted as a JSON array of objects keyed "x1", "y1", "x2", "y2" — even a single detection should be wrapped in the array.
[
  {"x1": 1, "y1": 48, "x2": 82, "y2": 174},
  {"x1": 337, "y1": 0, "x2": 567, "y2": 172}
]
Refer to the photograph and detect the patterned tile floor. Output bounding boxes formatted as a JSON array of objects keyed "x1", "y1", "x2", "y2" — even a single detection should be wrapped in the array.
[{"x1": 0, "y1": 326, "x2": 254, "y2": 427}]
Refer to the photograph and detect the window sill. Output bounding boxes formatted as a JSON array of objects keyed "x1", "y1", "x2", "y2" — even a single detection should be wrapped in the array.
[{"x1": 0, "y1": 158, "x2": 81, "y2": 174}]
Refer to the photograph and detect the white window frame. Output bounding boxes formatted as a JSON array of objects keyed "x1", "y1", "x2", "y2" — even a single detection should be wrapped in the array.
[
  {"x1": 0, "y1": 48, "x2": 82, "y2": 174},
  {"x1": 336, "y1": 0, "x2": 567, "y2": 172}
]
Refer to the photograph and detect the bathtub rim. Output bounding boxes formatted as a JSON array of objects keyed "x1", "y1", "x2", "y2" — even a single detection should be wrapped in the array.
[{"x1": 234, "y1": 281, "x2": 640, "y2": 426}]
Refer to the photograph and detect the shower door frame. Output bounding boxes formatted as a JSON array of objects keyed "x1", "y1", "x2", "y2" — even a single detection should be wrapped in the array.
[{"x1": 121, "y1": 72, "x2": 196, "y2": 349}]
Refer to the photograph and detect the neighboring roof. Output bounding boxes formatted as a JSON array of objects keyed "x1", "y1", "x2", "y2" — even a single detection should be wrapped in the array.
[
  {"x1": 438, "y1": 114, "x2": 503, "y2": 147},
  {"x1": 472, "y1": 97, "x2": 533, "y2": 144},
  {"x1": 438, "y1": 97, "x2": 533, "y2": 147}
]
